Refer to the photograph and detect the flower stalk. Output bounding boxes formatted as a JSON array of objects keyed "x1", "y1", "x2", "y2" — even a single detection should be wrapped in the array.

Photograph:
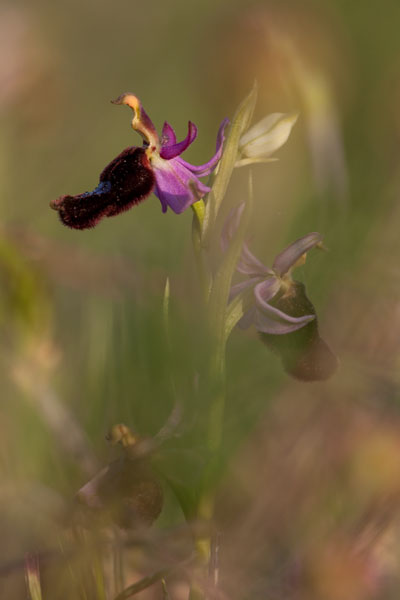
[
  {"x1": 191, "y1": 199, "x2": 210, "y2": 303},
  {"x1": 185, "y1": 83, "x2": 307, "y2": 597},
  {"x1": 188, "y1": 90, "x2": 258, "y2": 595}
]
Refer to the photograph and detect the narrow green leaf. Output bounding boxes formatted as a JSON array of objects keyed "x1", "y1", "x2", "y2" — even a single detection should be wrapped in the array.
[
  {"x1": 208, "y1": 172, "x2": 254, "y2": 361},
  {"x1": 202, "y1": 83, "x2": 257, "y2": 246},
  {"x1": 162, "y1": 277, "x2": 170, "y2": 338},
  {"x1": 224, "y1": 286, "x2": 254, "y2": 343}
]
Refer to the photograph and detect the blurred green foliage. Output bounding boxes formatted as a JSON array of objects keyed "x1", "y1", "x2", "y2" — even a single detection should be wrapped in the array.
[{"x1": 2, "y1": 0, "x2": 400, "y2": 598}]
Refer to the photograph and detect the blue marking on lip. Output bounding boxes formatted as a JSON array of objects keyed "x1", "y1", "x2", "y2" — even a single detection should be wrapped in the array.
[{"x1": 81, "y1": 180, "x2": 112, "y2": 198}]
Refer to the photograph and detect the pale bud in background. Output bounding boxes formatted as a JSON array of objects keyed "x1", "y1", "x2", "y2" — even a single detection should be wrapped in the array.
[{"x1": 239, "y1": 112, "x2": 298, "y2": 158}]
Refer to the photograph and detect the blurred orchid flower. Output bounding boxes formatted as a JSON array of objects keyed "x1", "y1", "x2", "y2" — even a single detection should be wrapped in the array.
[
  {"x1": 223, "y1": 205, "x2": 321, "y2": 334},
  {"x1": 51, "y1": 94, "x2": 228, "y2": 229},
  {"x1": 223, "y1": 206, "x2": 337, "y2": 380},
  {"x1": 76, "y1": 424, "x2": 163, "y2": 529},
  {"x1": 236, "y1": 112, "x2": 298, "y2": 167}
]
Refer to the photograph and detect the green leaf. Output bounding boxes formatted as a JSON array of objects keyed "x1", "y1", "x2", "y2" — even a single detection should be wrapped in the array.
[
  {"x1": 162, "y1": 276, "x2": 170, "y2": 340},
  {"x1": 224, "y1": 285, "x2": 254, "y2": 343},
  {"x1": 207, "y1": 172, "x2": 254, "y2": 370},
  {"x1": 201, "y1": 82, "x2": 257, "y2": 246}
]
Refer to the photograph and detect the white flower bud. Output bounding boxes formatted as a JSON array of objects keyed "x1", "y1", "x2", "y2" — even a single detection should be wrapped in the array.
[{"x1": 239, "y1": 112, "x2": 298, "y2": 158}]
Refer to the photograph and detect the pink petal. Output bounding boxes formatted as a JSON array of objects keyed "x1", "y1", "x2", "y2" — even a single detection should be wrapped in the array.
[
  {"x1": 161, "y1": 121, "x2": 177, "y2": 147},
  {"x1": 160, "y1": 121, "x2": 197, "y2": 160}
]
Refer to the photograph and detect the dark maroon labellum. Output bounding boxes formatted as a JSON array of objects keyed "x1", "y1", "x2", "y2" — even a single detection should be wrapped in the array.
[
  {"x1": 260, "y1": 281, "x2": 338, "y2": 381},
  {"x1": 50, "y1": 147, "x2": 155, "y2": 229}
]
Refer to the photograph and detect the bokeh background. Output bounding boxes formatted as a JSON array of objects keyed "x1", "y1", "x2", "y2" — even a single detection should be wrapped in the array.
[{"x1": 2, "y1": 0, "x2": 400, "y2": 598}]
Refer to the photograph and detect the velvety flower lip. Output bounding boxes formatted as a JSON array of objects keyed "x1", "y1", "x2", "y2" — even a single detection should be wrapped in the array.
[
  {"x1": 51, "y1": 93, "x2": 228, "y2": 229},
  {"x1": 50, "y1": 147, "x2": 155, "y2": 230}
]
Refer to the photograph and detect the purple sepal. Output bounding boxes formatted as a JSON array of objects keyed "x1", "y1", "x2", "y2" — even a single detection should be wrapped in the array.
[
  {"x1": 272, "y1": 232, "x2": 323, "y2": 276},
  {"x1": 222, "y1": 204, "x2": 273, "y2": 276},
  {"x1": 153, "y1": 159, "x2": 210, "y2": 214},
  {"x1": 160, "y1": 121, "x2": 197, "y2": 160},
  {"x1": 239, "y1": 243, "x2": 274, "y2": 276},
  {"x1": 174, "y1": 118, "x2": 229, "y2": 176},
  {"x1": 228, "y1": 278, "x2": 262, "y2": 330},
  {"x1": 229, "y1": 277, "x2": 262, "y2": 301}
]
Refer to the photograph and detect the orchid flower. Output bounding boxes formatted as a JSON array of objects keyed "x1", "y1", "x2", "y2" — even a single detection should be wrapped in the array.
[
  {"x1": 223, "y1": 206, "x2": 337, "y2": 380},
  {"x1": 51, "y1": 94, "x2": 228, "y2": 229}
]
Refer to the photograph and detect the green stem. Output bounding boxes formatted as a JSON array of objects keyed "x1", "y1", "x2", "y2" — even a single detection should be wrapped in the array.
[
  {"x1": 190, "y1": 202, "x2": 227, "y2": 591},
  {"x1": 92, "y1": 548, "x2": 107, "y2": 600},
  {"x1": 112, "y1": 529, "x2": 125, "y2": 597},
  {"x1": 201, "y1": 82, "x2": 257, "y2": 245},
  {"x1": 199, "y1": 170, "x2": 254, "y2": 542},
  {"x1": 206, "y1": 327, "x2": 227, "y2": 463},
  {"x1": 186, "y1": 87, "x2": 256, "y2": 593},
  {"x1": 191, "y1": 200, "x2": 211, "y2": 303}
]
